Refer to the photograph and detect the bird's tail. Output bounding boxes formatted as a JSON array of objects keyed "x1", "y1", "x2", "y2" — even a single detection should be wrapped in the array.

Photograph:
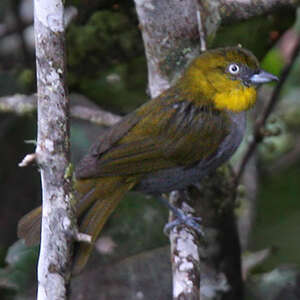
[{"x1": 17, "y1": 176, "x2": 136, "y2": 274}]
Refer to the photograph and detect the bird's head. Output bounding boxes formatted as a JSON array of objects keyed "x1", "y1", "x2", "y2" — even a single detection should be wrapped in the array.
[{"x1": 179, "y1": 47, "x2": 278, "y2": 112}]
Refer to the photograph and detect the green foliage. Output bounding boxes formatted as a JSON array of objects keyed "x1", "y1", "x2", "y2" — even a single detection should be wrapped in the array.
[
  {"x1": 67, "y1": 10, "x2": 147, "y2": 112},
  {"x1": 246, "y1": 267, "x2": 300, "y2": 300},
  {"x1": 261, "y1": 49, "x2": 284, "y2": 77},
  {"x1": 17, "y1": 69, "x2": 35, "y2": 92},
  {"x1": 76, "y1": 58, "x2": 147, "y2": 113},
  {"x1": 66, "y1": 0, "x2": 134, "y2": 23},
  {"x1": 0, "y1": 241, "x2": 38, "y2": 291},
  {"x1": 259, "y1": 120, "x2": 292, "y2": 161},
  {"x1": 67, "y1": 10, "x2": 139, "y2": 69}
]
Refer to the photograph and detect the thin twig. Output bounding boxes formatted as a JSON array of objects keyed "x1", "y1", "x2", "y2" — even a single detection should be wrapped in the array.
[
  {"x1": 18, "y1": 153, "x2": 36, "y2": 167},
  {"x1": 0, "y1": 93, "x2": 121, "y2": 126},
  {"x1": 196, "y1": 9, "x2": 207, "y2": 52},
  {"x1": 0, "y1": 94, "x2": 37, "y2": 115},
  {"x1": 70, "y1": 104, "x2": 121, "y2": 126},
  {"x1": 73, "y1": 229, "x2": 92, "y2": 243},
  {"x1": 235, "y1": 38, "x2": 300, "y2": 184},
  {"x1": 64, "y1": 6, "x2": 78, "y2": 27}
]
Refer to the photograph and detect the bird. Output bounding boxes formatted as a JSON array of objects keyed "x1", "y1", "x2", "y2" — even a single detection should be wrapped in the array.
[{"x1": 18, "y1": 47, "x2": 278, "y2": 274}]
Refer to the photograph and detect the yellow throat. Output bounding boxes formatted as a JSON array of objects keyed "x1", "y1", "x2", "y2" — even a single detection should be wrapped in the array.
[{"x1": 213, "y1": 85, "x2": 256, "y2": 112}]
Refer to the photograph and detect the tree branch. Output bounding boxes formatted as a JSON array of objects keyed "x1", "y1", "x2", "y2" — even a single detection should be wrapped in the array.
[
  {"x1": 169, "y1": 191, "x2": 201, "y2": 300},
  {"x1": 69, "y1": 94, "x2": 121, "y2": 126},
  {"x1": 34, "y1": 1, "x2": 74, "y2": 299},
  {"x1": 0, "y1": 93, "x2": 121, "y2": 126},
  {"x1": 196, "y1": 8, "x2": 207, "y2": 53},
  {"x1": 199, "y1": 0, "x2": 300, "y2": 40},
  {"x1": 217, "y1": 0, "x2": 300, "y2": 23},
  {"x1": 0, "y1": 94, "x2": 37, "y2": 115}
]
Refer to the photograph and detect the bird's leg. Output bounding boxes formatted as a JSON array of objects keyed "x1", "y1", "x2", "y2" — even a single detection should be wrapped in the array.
[{"x1": 159, "y1": 193, "x2": 203, "y2": 236}]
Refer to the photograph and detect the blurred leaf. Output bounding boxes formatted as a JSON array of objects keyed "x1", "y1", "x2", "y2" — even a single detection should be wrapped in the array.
[
  {"x1": 17, "y1": 69, "x2": 35, "y2": 92},
  {"x1": 261, "y1": 49, "x2": 284, "y2": 77},
  {"x1": 246, "y1": 266, "x2": 300, "y2": 300},
  {"x1": 242, "y1": 248, "x2": 275, "y2": 279},
  {"x1": 5, "y1": 240, "x2": 37, "y2": 267},
  {"x1": 66, "y1": 9, "x2": 147, "y2": 113},
  {"x1": 259, "y1": 119, "x2": 292, "y2": 162},
  {"x1": 0, "y1": 240, "x2": 38, "y2": 291}
]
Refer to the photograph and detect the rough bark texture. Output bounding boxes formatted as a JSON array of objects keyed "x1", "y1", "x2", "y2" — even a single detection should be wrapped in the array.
[
  {"x1": 169, "y1": 191, "x2": 201, "y2": 300},
  {"x1": 34, "y1": 1, "x2": 73, "y2": 299},
  {"x1": 134, "y1": 0, "x2": 201, "y2": 97}
]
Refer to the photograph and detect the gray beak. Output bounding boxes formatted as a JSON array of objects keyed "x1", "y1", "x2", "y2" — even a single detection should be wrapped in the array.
[{"x1": 250, "y1": 70, "x2": 279, "y2": 84}]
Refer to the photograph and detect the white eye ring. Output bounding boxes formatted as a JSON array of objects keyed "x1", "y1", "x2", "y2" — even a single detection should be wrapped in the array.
[{"x1": 228, "y1": 63, "x2": 240, "y2": 74}]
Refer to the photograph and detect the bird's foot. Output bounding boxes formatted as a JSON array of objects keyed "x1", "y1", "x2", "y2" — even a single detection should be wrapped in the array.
[
  {"x1": 163, "y1": 209, "x2": 203, "y2": 236},
  {"x1": 159, "y1": 195, "x2": 204, "y2": 236}
]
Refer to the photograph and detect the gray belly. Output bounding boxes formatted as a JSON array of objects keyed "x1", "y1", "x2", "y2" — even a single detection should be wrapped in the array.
[{"x1": 135, "y1": 112, "x2": 246, "y2": 193}]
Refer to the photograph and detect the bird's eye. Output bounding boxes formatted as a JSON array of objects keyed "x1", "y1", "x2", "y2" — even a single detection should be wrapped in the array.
[{"x1": 228, "y1": 63, "x2": 240, "y2": 74}]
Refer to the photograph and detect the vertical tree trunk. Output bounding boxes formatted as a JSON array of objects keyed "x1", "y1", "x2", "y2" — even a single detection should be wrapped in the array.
[{"x1": 34, "y1": 1, "x2": 74, "y2": 299}]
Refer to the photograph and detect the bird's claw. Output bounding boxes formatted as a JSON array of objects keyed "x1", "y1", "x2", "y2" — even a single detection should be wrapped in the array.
[
  {"x1": 164, "y1": 209, "x2": 204, "y2": 236},
  {"x1": 158, "y1": 196, "x2": 203, "y2": 236}
]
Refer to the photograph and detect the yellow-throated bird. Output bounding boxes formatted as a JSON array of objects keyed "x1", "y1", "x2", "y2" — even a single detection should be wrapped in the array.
[{"x1": 18, "y1": 47, "x2": 278, "y2": 274}]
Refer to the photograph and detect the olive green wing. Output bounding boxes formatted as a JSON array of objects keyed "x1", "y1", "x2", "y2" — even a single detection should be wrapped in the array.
[
  {"x1": 76, "y1": 110, "x2": 142, "y2": 178},
  {"x1": 76, "y1": 99, "x2": 230, "y2": 179}
]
